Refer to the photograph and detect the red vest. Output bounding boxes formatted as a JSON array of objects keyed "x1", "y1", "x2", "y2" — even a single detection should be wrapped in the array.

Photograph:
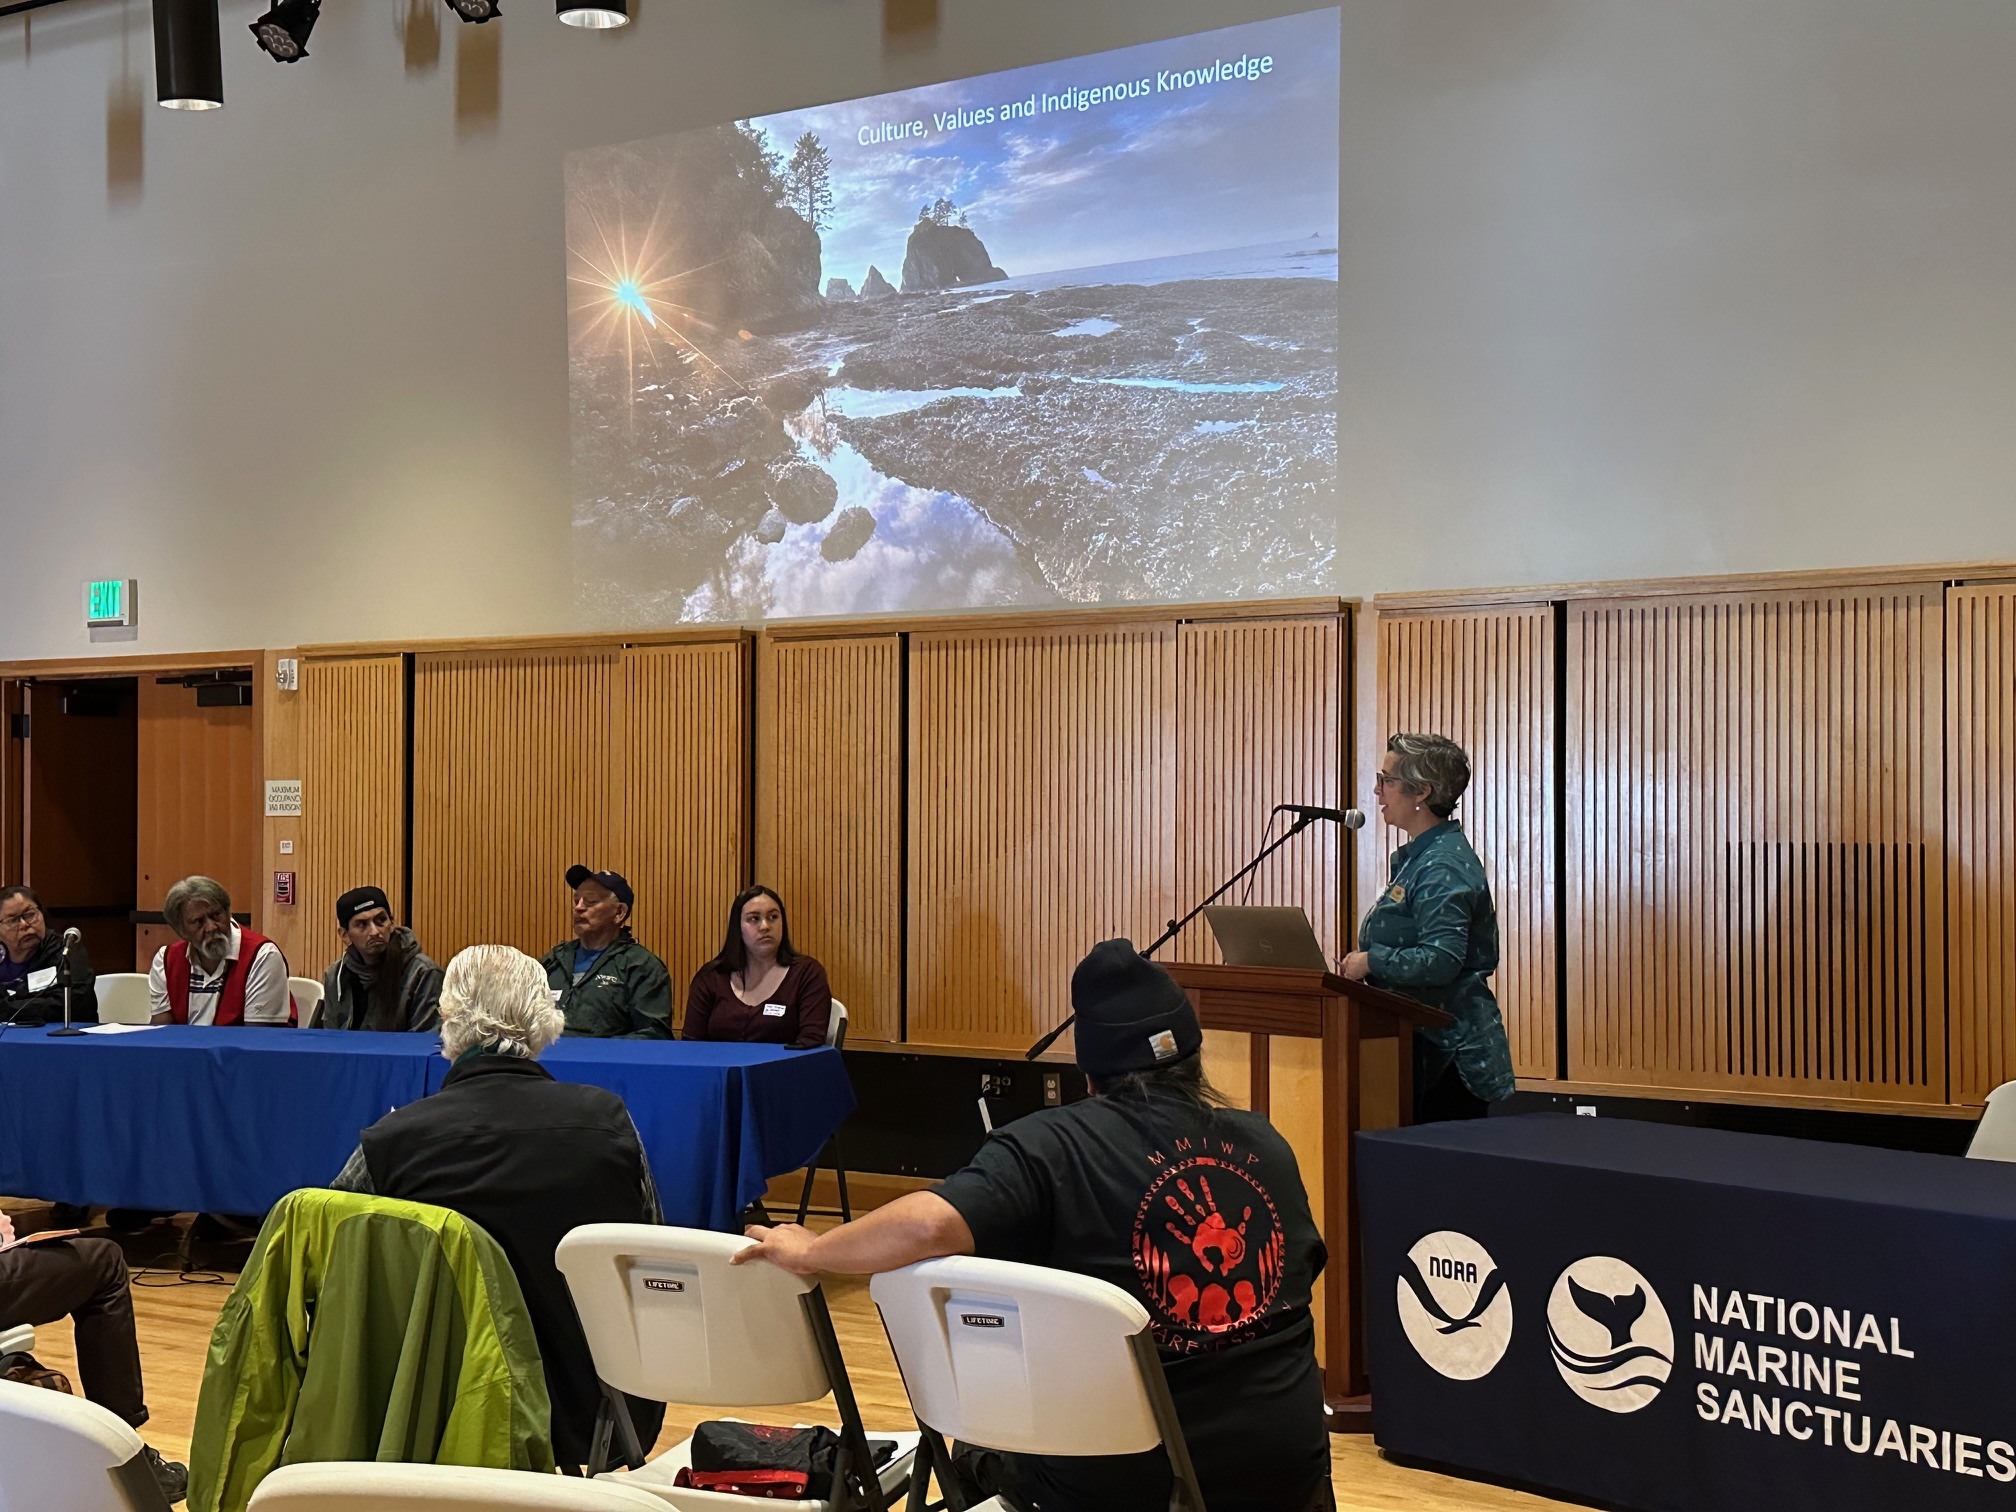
[{"x1": 164, "y1": 929, "x2": 295, "y2": 1025}]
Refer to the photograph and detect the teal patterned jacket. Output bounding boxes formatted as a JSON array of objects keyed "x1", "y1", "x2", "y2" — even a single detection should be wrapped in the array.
[{"x1": 1358, "y1": 820, "x2": 1518, "y2": 1103}]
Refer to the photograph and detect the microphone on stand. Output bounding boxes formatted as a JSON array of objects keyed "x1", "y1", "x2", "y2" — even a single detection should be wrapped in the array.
[
  {"x1": 61, "y1": 927, "x2": 82, "y2": 952},
  {"x1": 51, "y1": 929, "x2": 86, "y2": 1036},
  {"x1": 1273, "y1": 804, "x2": 1367, "y2": 830}
]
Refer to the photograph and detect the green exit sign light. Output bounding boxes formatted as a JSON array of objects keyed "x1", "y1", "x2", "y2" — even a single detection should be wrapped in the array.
[{"x1": 86, "y1": 578, "x2": 136, "y2": 628}]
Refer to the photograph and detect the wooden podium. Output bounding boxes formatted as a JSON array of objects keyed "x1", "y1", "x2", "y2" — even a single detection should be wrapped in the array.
[{"x1": 1165, "y1": 963, "x2": 1451, "y2": 1429}]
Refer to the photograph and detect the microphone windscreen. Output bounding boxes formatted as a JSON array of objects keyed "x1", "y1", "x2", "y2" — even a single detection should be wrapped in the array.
[{"x1": 1342, "y1": 808, "x2": 1367, "y2": 830}]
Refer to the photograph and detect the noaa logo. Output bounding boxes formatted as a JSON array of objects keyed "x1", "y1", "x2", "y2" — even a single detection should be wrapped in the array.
[
  {"x1": 1395, "y1": 1231, "x2": 1512, "y2": 1380},
  {"x1": 1547, "y1": 1256, "x2": 1674, "y2": 1413}
]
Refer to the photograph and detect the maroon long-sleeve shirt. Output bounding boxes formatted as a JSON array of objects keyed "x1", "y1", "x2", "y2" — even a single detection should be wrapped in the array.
[{"x1": 682, "y1": 956, "x2": 833, "y2": 1048}]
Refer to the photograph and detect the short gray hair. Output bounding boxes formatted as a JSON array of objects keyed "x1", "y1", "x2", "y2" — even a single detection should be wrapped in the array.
[
  {"x1": 1385, "y1": 733, "x2": 1471, "y2": 820},
  {"x1": 163, "y1": 876, "x2": 232, "y2": 934},
  {"x1": 438, "y1": 944, "x2": 564, "y2": 1061}
]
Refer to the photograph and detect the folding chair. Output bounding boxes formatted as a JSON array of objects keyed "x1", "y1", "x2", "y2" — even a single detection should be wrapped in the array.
[
  {"x1": 0, "y1": 1377, "x2": 175, "y2": 1510},
  {"x1": 554, "y1": 1224, "x2": 914, "y2": 1510},
  {"x1": 1969, "y1": 1081, "x2": 2016, "y2": 1161},
  {"x1": 248, "y1": 1461, "x2": 671, "y2": 1509},
  {"x1": 91, "y1": 974, "x2": 154, "y2": 1025},
  {"x1": 870, "y1": 1255, "x2": 1207, "y2": 1512},
  {"x1": 0, "y1": 1324, "x2": 33, "y2": 1355},
  {"x1": 796, "y1": 999, "x2": 853, "y2": 1225},
  {"x1": 289, "y1": 977, "x2": 327, "y2": 1026}
]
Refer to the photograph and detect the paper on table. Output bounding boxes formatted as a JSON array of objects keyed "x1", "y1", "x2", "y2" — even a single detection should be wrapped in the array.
[{"x1": 77, "y1": 1023, "x2": 161, "y2": 1035}]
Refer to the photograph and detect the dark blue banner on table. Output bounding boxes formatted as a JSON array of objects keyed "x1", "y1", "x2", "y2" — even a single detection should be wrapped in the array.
[{"x1": 1360, "y1": 1116, "x2": 2016, "y2": 1512}]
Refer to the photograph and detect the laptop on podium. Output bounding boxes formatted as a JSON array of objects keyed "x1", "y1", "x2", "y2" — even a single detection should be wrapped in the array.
[{"x1": 1201, "y1": 905, "x2": 1329, "y2": 971}]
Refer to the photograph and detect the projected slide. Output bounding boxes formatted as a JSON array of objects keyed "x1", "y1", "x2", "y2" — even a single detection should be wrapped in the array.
[{"x1": 565, "y1": 8, "x2": 1339, "y2": 624}]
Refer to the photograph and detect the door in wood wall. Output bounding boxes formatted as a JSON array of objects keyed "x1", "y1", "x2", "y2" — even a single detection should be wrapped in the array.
[
  {"x1": 23, "y1": 679, "x2": 139, "y2": 973},
  {"x1": 1566, "y1": 587, "x2": 1945, "y2": 1104}
]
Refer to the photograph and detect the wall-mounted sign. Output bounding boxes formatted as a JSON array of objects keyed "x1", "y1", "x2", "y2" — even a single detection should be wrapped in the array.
[
  {"x1": 264, "y1": 779, "x2": 303, "y2": 818},
  {"x1": 85, "y1": 579, "x2": 137, "y2": 628}
]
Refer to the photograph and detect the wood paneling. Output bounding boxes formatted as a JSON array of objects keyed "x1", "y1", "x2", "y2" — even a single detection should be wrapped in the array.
[
  {"x1": 908, "y1": 626, "x2": 1176, "y2": 1050},
  {"x1": 298, "y1": 655, "x2": 407, "y2": 980},
  {"x1": 755, "y1": 636, "x2": 903, "y2": 1043},
  {"x1": 1567, "y1": 587, "x2": 1945, "y2": 1101},
  {"x1": 136, "y1": 675, "x2": 261, "y2": 923},
  {"x1": 1375, "y1": 606, "x2": 1558, "y2": 1078},
  {"x1": 1171, "y1": 616, "x2": 1347, "y2": 964},
  {"x1": 411, "y1": 649, "x2": 619, "y2": 961},
  {"x1": 621, "y1": 642, "x2": 750, "y2": 999},
  {"x1": 1949, "y1": 584, "x2": 2016, "y2": 1105}
]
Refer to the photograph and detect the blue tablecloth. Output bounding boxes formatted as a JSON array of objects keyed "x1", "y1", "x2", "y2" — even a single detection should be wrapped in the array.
[{"x1": 0, "y1": 1025, "x2": 853, "y2": 1230}]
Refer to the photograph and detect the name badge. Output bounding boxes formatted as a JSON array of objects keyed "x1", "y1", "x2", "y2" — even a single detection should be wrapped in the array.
[
  {"x1": 26, "y1": 968, "x2": 56, "y2": 992},
  {"x1": 762, "y1": 1002, "x2": 787, "y2": 1018},
  {"x1": 549, "y1": 988, "x2": 564, "y2": 1005}
]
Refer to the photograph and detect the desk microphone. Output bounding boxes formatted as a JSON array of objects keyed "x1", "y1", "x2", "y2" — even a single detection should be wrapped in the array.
[
  {"x1": 61, "y1": 928, "x2": 82, "y2": 951},
  {"x1": 1273, "y1": 804, "x2": 1367, "y2": 830}
]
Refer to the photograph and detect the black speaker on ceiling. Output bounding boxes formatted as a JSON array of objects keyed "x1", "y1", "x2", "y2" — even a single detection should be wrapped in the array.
[{"x1": 195, "y1": 684, "x2": 254, "y2": 708}]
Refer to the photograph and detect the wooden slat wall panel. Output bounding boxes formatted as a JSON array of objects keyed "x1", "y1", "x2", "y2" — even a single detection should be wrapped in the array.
[
  {"x1": 1950, "y1": 585, "x2": 2016, "y2": 1104},
  {"x1": 412, "y1": 649, "x2": 618, "y2": 961},
  {"x1": 1375, "y1": 607, "x2": 1558, "y2": 1078},
  {"x1": 755, "y1": 636, "x2": 903, "y2": 1043},
  {"x1": 136, "y1": 678, "x2": 260, "y2": 920},
  {"x1": 1567, "y1": 588, "x2": 1945, "y2": 1101},
  {"x1": 1171, "y1": 616, "x2": 1346, "y2": 964},
  {"x1": 299, "y1": 656, "x2": 406, "y2": 980},
  {"x1": 909, "y1": 626, "x2": 1176, "y2": 1050},
  {"x1": 622, "y1": 642, "x2": 750, "y2": 1000}
]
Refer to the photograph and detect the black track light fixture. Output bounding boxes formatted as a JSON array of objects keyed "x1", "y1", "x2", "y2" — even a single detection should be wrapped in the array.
[
  {"x1": 442, "y1": 0, "x2": 500, "y2": 24},
  {"x1": 250, "y1": 0, "x2": 319, "y2": 61},
  {"x1": 153, "y1": 0, "x2": 223, "y2": 108},
  {"x1": 557, "y1": 0, "x2": 627, "y2": 28}
]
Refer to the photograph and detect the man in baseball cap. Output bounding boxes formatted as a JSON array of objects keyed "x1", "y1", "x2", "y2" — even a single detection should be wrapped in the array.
[
  {"x1": 539, "y1": 865, "x2": 672, "y2": 1039},
  {"x1": 317, "y1": 885, "x2": 443, "y2": 1032}
]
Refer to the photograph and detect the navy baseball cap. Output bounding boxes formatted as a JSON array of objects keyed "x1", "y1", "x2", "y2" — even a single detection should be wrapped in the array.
[{"x1": 565, "y1": 865, "x2": 634, "y2": 908}]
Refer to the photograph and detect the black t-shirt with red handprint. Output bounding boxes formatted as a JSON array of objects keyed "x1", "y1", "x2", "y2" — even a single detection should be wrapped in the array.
[{"x1": 936, "y1": 1088, "x2": 1332, "y2": 1512}]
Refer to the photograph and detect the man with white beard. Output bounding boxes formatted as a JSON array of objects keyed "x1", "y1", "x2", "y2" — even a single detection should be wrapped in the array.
[{"x1": 147, "y1": 876, "x2": 294, "y2": 1026}]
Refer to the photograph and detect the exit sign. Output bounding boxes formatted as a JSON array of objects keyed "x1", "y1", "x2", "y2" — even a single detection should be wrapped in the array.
[{"x1": 85, "y1": 579, "x2": 136, "y2": 628}]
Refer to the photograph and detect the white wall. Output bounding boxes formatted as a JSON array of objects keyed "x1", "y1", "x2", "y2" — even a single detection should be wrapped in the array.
[{"x1": 3, "y1": 0, "x2": 2014, "y2": 661}]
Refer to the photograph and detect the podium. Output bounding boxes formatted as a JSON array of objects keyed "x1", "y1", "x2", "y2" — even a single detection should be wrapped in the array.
[{"x1": 1165, "y1": 963, "x2": 1451, "y2": 1428}]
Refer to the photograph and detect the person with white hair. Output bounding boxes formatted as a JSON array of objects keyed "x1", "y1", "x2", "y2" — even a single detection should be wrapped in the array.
[
  {"x1": 147, "y1": 875, "x2": 294, "y2": 1026},
  {"x1": 329, "y1": 944, "x2": 665, "y2": 1467}
]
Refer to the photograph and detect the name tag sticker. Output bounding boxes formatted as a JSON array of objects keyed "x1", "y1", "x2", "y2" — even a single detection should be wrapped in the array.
[
  {"x1": 25, "y1": 968, "x2": 56, "y2": 992},
  {"x1": 549, "y1": 989, "x2": 563, "y2": 1005},
  {"x1": 762, "y1": 1002, "x2": 787, "y2": 1018}
]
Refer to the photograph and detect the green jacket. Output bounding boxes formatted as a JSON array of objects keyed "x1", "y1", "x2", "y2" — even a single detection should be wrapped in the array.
[
  {"x1": 1358, "y1": 820, "x2": 1518, "y2": 1103},
  {"x1": 540, "y1": 934, "x2": 674, "y2": 1039},
  {"x1": 187, "y1": 1189, "x2": 555, "y2": 1512}
]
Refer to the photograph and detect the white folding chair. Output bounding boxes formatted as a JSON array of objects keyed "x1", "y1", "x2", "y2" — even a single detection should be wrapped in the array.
[
  {"x1": 0, "y1": 1324, "x2": 33, "y2": 1355},
  {"x1": 554, "y1": 1224, "x2": 915, "y2": 1510},
  {"x1": 91, "y1": 974, "x2": 154, "y2": 1025},
  {"x1": 248, "y1": 1462, "x2": 672, "y2": 1509},
  {"x1": 870, "y1": 1255, "x2": 1206, "y2": 1512},
  {"x1": 1968, "y1": 1081, "x2": 2016, "y2": 1161},
  {"x1": 289, "y1": 976, "x2": 326, "y2": 1026},
  {"x1": 796, "y1": 999, "x2": 853, "y2": 1225},
  {"x1": 0, "y1": 1377, "x2": 174, "y2": 1511}
]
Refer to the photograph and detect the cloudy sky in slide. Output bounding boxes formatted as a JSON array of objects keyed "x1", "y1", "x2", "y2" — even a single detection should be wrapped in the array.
[{"x1": 744, "y1": 8, "x2": 1339, "y2": 290}]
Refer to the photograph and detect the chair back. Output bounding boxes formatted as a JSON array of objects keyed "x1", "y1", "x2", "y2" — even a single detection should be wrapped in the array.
[
  {"x1": 92, "y1": 974, "x2": 153, "y2": 1025},
  {"x1": 247, "y1": 1461, "x2": 669, "y2": 1509},
  {"x1": 288, "y1": 976, "x2": 326, "y2": 1025},
  {"x1": 1969, "y1": 1081, "x2": 2016, "y2": 1161},
  {"x1": 0, "y1": 1378, "x2": 170, "y2": 1511},
  {"x1": 870, "y1": 1255, "x2": 1165, "y2": 1457},
  {"x1": 0, "y1": 1325, "x2": 33, "y2": 1356},
  {"x1": 555, "y1": 1224, "x2": 830, "y2": 1406},
  {"x1": 827, "y1": 998, "x2": 849, "y2": 1050}
]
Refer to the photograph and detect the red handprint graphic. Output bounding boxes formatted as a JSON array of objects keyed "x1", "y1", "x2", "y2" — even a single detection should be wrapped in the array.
[
  {"x1": 1162, "y1": 1175, "x2": 1251, "y2": 1274},
  {"x1": 1133, "y1": 1154, "x2": 1287, "y2": 1350}
]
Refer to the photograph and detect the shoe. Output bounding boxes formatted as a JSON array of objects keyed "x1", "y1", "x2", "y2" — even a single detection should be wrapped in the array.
[
  {"x1": 141, "y1": 1445, "x2": 188, "y2": 1504},
  {"x1": 104, "y1": 1209, "x2": 167, "y2": 1234},
  {"x1": 49, "y1": 1203, "x2": 92, "y2": 1227}
]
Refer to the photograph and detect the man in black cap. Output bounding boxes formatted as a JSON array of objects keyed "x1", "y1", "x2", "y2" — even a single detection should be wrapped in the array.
[
  {"x1": 316, "y1": 885, "x2": 444, "y2": 1032},
  {"x1": 539, "y1": 865, "x2": 673, "y2": 1039},
  {"x1": 736, "y1": 939, "x2": 1334, "y2": 1512}
]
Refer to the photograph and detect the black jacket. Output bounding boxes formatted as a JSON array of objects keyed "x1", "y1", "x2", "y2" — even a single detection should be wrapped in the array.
[
  {"x1": 0, "y1": 932, "x2": 96, "y2": 1027},
  {"x1": 355, "y1": 1054, "x2": 665, "y2": 1466}
]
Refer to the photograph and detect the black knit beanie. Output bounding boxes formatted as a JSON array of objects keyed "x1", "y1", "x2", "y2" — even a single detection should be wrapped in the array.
[{"x1": 1070, "y1": 938, "x2": 1202, "y2": 1079}]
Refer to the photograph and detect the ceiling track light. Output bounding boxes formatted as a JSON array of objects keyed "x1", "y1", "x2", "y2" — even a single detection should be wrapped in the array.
[
  {"x1": 153, "y1": 0, "x2": 223, "y2": 108},
  {"x1": 250, "y1": 0, "x2": 319, "y2": 61},
  {"x1": 557, "y1": 0, "x2": 627, "y2": 28},
  {"x1": 443, "y1": 0, "x2": 500, "y2": 24}
]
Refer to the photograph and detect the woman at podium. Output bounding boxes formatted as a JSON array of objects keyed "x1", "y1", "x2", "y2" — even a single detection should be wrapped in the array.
[{"x1": 1340, "y1": 733, "x2": 1516, "y2": 1122}]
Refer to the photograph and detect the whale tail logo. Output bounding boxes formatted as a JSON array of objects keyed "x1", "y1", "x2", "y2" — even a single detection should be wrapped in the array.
[
  {"x1": 1547, "y1": 1258, "x2": 1673, "y2": 1414},
  {"x1": 1568, "y1": 1276, "x2": 1647, "y2": 1349}
]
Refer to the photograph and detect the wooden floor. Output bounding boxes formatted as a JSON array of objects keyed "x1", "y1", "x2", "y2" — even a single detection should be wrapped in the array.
[{"x1": 3, "y1": 1205, "x2": 1568, "y2": 1511}]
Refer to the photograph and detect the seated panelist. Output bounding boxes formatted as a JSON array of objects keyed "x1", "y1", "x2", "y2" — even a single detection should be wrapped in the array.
[
  {"x1": 147, "y1": 876, "x2": 294, "y2": 1026},
  {"x1": 540, "y1": 865, "x2": 673, "y2": 1039},
  {"x1": 0, "y1": 884, "x2": 97, "y2": 1026},
  {"x1": 316, "y1": 885, "x2": 443, "y2": 1032},
  {"x1": 682, "y1": 885, "x2": 832, "y2": 1048}
]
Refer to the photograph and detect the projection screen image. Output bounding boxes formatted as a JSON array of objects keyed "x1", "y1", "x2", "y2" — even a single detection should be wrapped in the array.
[{"x1": 565, "y1": 8, "x2": 1340, "y2": 624}]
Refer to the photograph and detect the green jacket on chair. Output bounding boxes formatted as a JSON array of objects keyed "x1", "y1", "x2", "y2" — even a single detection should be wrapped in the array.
[{"x1": 187, "y1": 1187, "x2": 555, "y2": 1512}]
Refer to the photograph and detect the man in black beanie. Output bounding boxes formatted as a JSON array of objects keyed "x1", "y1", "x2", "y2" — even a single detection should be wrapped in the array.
[
  {"x1": 737, "y1": 939, "x2": 1333, "y2": 1512},
  {"x1": 315, "y1": 885, "x2": 444, "y2": 1032}
]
